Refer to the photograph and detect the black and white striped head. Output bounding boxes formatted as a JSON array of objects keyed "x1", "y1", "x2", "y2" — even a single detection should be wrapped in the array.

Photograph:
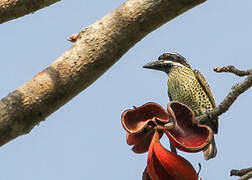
[{"x1": 143, "y1": 52, "x2": 191, "y2": 73}]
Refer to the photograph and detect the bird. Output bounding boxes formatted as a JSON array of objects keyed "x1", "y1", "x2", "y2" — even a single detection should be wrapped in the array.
[{"x1": 143, "y1": 52, "x2": 218, "y2": 160}]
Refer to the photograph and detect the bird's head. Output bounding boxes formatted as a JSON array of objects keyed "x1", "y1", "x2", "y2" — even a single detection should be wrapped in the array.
[{"x1": 143, "y1": 52, "x2": 191, "y2": 74}]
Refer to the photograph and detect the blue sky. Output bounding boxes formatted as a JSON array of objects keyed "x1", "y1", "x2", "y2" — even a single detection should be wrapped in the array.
[{"x1": 0, "y1": 0, "x2": 251, "y2": 179}]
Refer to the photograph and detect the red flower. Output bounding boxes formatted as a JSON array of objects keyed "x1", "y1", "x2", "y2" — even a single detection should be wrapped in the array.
[
  {"x1": 121, "y1": 101, "x2": 212, "y2": 180},
  {"x1": 122, "y1": 103, "x2": 168, "y2": 153},
  {"x1": 146, "y1": 131, "x2": 197, "y2": 180}
]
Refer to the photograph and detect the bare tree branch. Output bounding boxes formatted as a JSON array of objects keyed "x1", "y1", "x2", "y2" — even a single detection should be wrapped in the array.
[
  {"x1": 214, "y1": 65, "x2": 252, "y2": 77},
  {"x1": 0, "y1": 0, "x2": 206, "y2": 146},
  {"x1": 0, "y1": 0, "x2": 60, "y2": 24},
  {"x1": 231, "y1": 167, "x2": 252, "y2": 180},
  {"x1": 196, "y1": 65, "x2": 251, "y2": 179},
  {"x1": 197, "y1": 66, "x2": 252, "y2": 124},
  {"x1": 239, "y1": 172, "x2": 252, "y2": 180},
  {"x1": 231, "y1": 167, "x2": 252, "y2": 177}
]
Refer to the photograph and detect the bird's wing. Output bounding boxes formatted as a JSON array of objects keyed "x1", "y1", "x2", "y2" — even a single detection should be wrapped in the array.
[{"x1": 193, "y1": 69, "x2": 216, "y2": 108}]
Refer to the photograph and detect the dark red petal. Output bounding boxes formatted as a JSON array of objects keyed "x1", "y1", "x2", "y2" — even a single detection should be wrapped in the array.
[
  {"x1": 147, "y1": 132, "x2": 197, "y2": 180},
  {"x1": 165, "y1": 101, "x2": 212, "y2": 152},
  {"x1": 122, "y1": 102, "x2": 168, "y2": 153},
  {"x1": 126, "y1": 133, "x2": 135, "y2": 145},
  {"x1": 126, "y1": 128, "x2": 155, "y2": 153},
  {"x1": 126, "y1": 128, "x2": 164, "y2": 153},
  {"x1": 121, "y1": 102, "x2": 169, "y2": 134},
  {"x1": 142, "y1": 167, "x2": 152, "y2": 180}
]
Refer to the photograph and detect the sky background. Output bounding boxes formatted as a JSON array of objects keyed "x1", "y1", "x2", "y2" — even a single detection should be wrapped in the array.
[{"x1": 1, "y1": 0, "x2": 252, "y2": 179}]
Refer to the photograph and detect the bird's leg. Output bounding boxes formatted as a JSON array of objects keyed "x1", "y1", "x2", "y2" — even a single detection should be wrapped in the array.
[
  {"x1": 205, "y1": 109, "x2": 212, "y2": 119},
  {"x1": 201, "y1": 109, "x2": 214, "y2": 124}
]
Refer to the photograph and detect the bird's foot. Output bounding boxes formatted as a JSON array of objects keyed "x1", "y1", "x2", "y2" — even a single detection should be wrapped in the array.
[{"x1": 205, "y1": 109, "x2": 212, "y2": 119}]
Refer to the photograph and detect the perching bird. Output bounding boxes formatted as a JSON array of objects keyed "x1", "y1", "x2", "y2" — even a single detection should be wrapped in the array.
[{"x1": 143, "y1": 52, "x2": 218, "y2": 160}]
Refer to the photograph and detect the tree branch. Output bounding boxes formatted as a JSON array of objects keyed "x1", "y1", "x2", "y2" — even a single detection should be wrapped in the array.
[
  {"x1": 230, "y1": 167, "x2": 252, "y2": 180},
  {"x1": 0, "y1": 0, "x2": 206, "y2": 146},
  {"x1": 196, "y1": 65, "x2": 251, "y2": 179},
  {"x1": 197, "y1": 65, "x2": 252, "y2": 124},
  {"x1": 214, "y1": 65, "x2": 252, "y2": 77},
  {"x1": 0, "y1": 0, "x2": 60, "y2": 24}
]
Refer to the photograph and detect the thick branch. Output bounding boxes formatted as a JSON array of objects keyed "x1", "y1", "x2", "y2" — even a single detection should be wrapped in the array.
[
  {"x1": 0, "y1": 0, "x2": 206, "y2": 146},
  {"x1": 231, "y1": 167, "x2": 252, "y2": 180},
  {"x1": 197, "y1": 66, "x2": 252, "y2": 124},
  {"x1": 0, "y1": 0, "x2": 60, "y2": 24}
]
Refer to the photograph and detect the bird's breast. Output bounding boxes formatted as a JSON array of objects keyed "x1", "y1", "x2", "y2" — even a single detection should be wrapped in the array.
[{"x1": 167, "y1": 68, "x2": 213, "y2": 116}]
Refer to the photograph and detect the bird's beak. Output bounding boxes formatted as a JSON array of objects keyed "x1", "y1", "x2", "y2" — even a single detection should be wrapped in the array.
[
  {"x1": 143, "y1": 60, "x2": 173, "y2": 71},
  {"x1": 143, "y1": 60, "x2": 162, "y2": 70}
]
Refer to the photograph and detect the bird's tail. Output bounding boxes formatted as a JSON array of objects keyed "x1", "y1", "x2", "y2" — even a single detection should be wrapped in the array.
[{"x1": 203, "y1": 135, "x2": 217, "y2": 160}]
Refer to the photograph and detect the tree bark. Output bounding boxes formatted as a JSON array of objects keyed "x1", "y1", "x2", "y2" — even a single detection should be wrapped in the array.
[
  {"x1": 0, "y1": 0, "x2": 60, "y2": 24},
  {"x1": 0, "y1": 0, "x2": 206, "y2": 146}
]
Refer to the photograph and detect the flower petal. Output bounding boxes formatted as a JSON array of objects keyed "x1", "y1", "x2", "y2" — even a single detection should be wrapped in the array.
[
  {"x1": 126, "y1": 129, "x2": 155, "y2": 153},
  {"x1": 122, "y1": 102, "x2": 168, "y2": 153},
  {"x1": 147, "y1": 131, "x2": 197, "y2": 180},
  {"x1": 142, "y1": 167, "x2": 152, "y2": 180},
  {"x1": 165, "y1": 101, "x2": 213, "y2": 152},
  {"x1": 121, "y1": 102, "x2": 170, "y2": 134}
]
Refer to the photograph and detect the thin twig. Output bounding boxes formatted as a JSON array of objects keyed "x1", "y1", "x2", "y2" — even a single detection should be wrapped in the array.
[
  {"x1": 239, "y1": 171, "x2": 252, "y2": 180},
  {"x1": 170, "y1": 144, "x2": 177, "y2": 153},
  {"x1": 214, "y1": 65, "x2": 252, "y2": 76},
  {"x1": 231, "y1": 167, "x2": 252, "y2": 180},
  {"x1": 197, "y1": 163, "x2": 202, "y2": 178},
  {"x1": 196, "y1": 65, "x2": 252, "y2": 180},
  {"x1": 231, "y1": 167, "x2": 252, "y2": 176},
  {"x1": 197, "y1": 65, "x2": 252, "y2": 124}
]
